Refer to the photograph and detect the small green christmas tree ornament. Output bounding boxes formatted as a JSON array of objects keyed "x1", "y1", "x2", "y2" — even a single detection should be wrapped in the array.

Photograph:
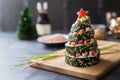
[{"x1": 17, "y1": 4, "x2": 37, "y2": 40}]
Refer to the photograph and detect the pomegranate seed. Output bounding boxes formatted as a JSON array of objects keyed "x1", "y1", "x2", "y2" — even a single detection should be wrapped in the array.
[
  {"x1": 79, "y1": 29, "x2": 85, "y2": 34},
  {"x1": 85, "y1": 39, "x2": 90, "y2": 44},
  {"x1": 71, "y1": 42, "x2": 77, "y2": 46},
  {"x1": 90, "y1": 50, "x2": 96, "y2": 56},
  {"x1": 77, "y1": 20, "x2": 81, "y2": 23},
  {"x1": 76, "y1": 53, "x2": 81, "y2": 57},
  {"x1": 78, "y1": 40, "x2": 83, "y2": 44}
]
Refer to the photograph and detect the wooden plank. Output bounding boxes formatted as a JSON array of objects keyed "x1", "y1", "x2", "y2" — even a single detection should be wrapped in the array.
[{"x1": 29, "y1": 40, "x2": 120, "y2": 80}]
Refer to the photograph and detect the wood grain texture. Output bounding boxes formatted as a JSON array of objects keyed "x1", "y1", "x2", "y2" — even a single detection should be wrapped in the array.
[{"x1": 29, "y1": 40, "x2": 120, "y2": 80}]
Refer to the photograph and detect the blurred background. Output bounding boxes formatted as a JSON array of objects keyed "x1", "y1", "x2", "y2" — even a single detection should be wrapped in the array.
[{"x1": 0, "y1": 0, "x2": 120, "y2": 31}]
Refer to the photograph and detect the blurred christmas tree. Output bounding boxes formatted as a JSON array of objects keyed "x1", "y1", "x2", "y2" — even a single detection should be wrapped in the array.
[{"x1": 17, "y1": 4, "x2": 37, "y2": 40}]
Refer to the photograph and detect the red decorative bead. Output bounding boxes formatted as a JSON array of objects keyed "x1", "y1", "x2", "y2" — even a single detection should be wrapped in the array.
[
  {"x1": 85, "y1": 39, "x2": 91, "y2": 44},
  {"x1": 76, "y1": 53, "x2": 81, "y2": 57},
  {"x1": 77, "y1": 9, "x2": 86, "y2": 17},
  {"x1": 78, "y1": 40, "x2": 83, "y2": 44},
  {"x1": 78, "y1": 29, "x2": 85, "y2": 34},
  {"x1": 77, "y1": 20, "x2": 81, "y2": 23},
  {"x1": 71, "y1": 42, "x2": 77, "y2": 46},
  {"x1": 90, "y1": 50, "x2": 96, "y2": 56}
]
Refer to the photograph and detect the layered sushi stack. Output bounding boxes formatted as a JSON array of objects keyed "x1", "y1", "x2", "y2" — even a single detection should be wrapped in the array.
[{"x1": 65, "y1": 9, "x2": 100, "y2": 67}]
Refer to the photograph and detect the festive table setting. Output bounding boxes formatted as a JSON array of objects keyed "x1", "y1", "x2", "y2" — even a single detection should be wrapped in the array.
[
  {"x1": 0, "y1": 0, "x2": 120, "y2": 80},
  {"x1": 26, "y1": 9, "x2": 120, "y2": 80},
  {"x1": 0, "y1": 8, "x2": 120, "y2": 80}
]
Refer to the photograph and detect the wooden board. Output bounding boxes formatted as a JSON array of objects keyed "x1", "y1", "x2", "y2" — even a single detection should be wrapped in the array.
[{"x1": 29, "y1": 40, "x2": 120, "y2": 80}]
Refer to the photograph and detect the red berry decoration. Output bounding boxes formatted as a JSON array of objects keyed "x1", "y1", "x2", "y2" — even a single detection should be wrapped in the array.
[
  {"x1": 78, "y1": 40, "x2": 83, "y2": 44},
  {"x1": 78, "y1": 29, "x2": 85, "y2": 34},
  {"x1": 71, "y1": 42, "x2": 77, "y2": 46},
  {"x1": 90, "y1": 50, "x2": 96, "y2": 56},
  {"x1": 85, "y1": 39, "x2": 91, "y2": 44},
  {"x1": 77, "y1": 9, "x2": 87, "y2": 17},
  {"x1": 76, "y1": 53, "x2": 81, "y2": 57},
  {"x1": 77, "y1": 20, "x2": 81, "y2": 23}
]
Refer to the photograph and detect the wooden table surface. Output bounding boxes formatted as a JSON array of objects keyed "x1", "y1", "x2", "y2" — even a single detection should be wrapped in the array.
[{"x1": 0, "y1": 32, "x2": 120, "y2": 80}]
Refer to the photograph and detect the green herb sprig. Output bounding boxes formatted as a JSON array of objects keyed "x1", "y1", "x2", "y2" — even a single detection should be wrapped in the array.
[{"x1": 13, "y1": 43, "x2": 119, "y2": 70}]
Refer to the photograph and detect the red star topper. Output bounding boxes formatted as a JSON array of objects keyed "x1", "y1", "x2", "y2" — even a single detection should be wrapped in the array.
[{"x1": 77, "y1": 9, "x2": 88, "y2": 17}]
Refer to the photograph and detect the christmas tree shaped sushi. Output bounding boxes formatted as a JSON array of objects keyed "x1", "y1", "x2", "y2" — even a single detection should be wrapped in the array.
[{"x1": 65, "y1": 9, "x2": 100, "y2": 67}]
